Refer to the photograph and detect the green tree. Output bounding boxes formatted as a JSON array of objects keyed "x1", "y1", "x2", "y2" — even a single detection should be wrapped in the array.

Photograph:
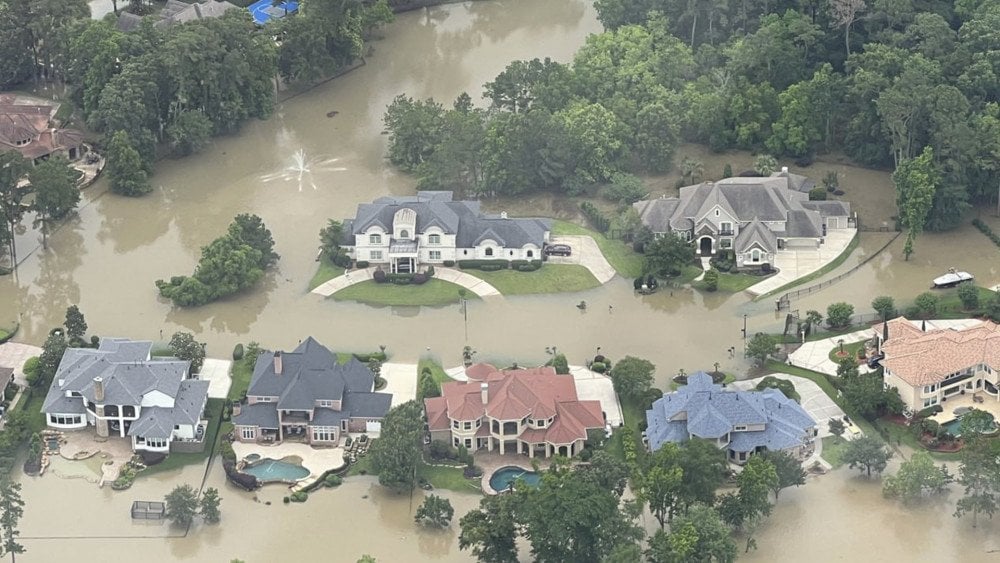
[
  {"x1": 37, "y1": 331, "x2": 68, "y2": 388},
  {"x1": 883, "y1": 451, "x2": 952, "y2": 502},
  {"x1": 608, "y1": 356, "x2": 655, "y2": 402},
  {"x1": 958, "y1": 284, "x2": 980, "y2": 310},
  {"x1": 554, "y1": 101, "x2": 629, "y2": 188},
  {"x1": 382, "y1": 95, "x2": 445, "y2": 171},
  {"x1": 29, "y1": 156, "x2": 80, "y2": 220},
  {"x1": 199, "y1": 487, "x2": 221, "y2": 524},
  {"x1": 414, "y1": 494, "x2": 454, "y2": 527},
  {"x1": 679, "y1": 156, "x2": 705, "y2": 184},
  {"x1": 603, "y1": 173, "x2": 648, "y2": 205},
  {"x1": 167, "y1": 110, "x2": 213, "y2": 156},
  {"x1": 960, "y1": 409, "x2": 996, "y2": 436},
  {"x1": 829, "y1": 418, "x2": 846, "y2": 437},
  {"x1": 483, "y1": 57, "x2": 573, "y2": 114},
  {"x1": 677, "y1": 438, "x2": 728, "y2": 510},
  {"x1": 760, "y1": 450, "x2": 807, "y2": 499},
  {"x1": 826, "y1": 302, "x2": 855, "y2": 328},
  {"x1": 577, "y1": 451, "x2": 631, "y2": 497},
  {"x1": 913, "y1": 292, "x2": 939, "y2": 318},
  {"x1": 639, "y1": 443, "x2": 684, "y2": 528},
  {"x1": 357, "y1": 556, "x2": 376, "y2": 563},
  {"x1": 459, "y1": 494, "x2": 520, "y2": 563},
  {"x1": 369, "y1": 401, "x2": 424, "y2": 491},
  {"x1": 843, "y1": 435, "x2": 893, "y2": 478},
  {"x1": 703, "y1": 268, "x2": 719, "y2": 291},
  {"x1": 754, "y1": 376, "x2": 800, "y2": 402},
  {"x1": 746, "y1": 333, "x2": 777, "y2": 366},
  {"x1": 894, "y1": 146, "x2": 939, "y2": 260},
  {"x1": 955, "y1": 435, "x2": 1000, "y2": 527},
  {"x1": 647, "y1": 503, "x2": 736, "y2": 563},
  {"x1": 0, "y1": 152, "x2": 29, "y2": 262},
  {"x1": 319, "y1": 219, "x2": 346, "y2": 261},
  {"x1": 551, "y1": 354, "x2": 569, "y2": 375},
  {"x1": 416, "y1": 95, "x2": 487, "y2": 197},
  {"x1": 753, "y1": 154, "x2": 778, "y2": 176},
  {"x1": 63, "y1": 305, "x2": 88, "y2": 344},
  {"x1": 416, "y1": 372, "x2": 440, "y2": 400},
  {"x1": 0, "y1": 477, "x2": 25, "y2": 562},
  {"x1": 643, "y1": 234, "x2": 694, "y2": 277},
  {"x1": 106, "y1": 130, "x2": 151, "y2": 196},
  {"x1": 169, "y1": 332, "x2": 206, "y2": 374},
  {"x1": 717, "y1": 455, "x2": 777, "y2": 553},
  {"x1": 871, "y1": 296, "x2": 896, "y2": 319},
  {"x1": 229, "y1": 214, "x2": 279, "y2": 268},
  {"x1": 165, "y1": 484, "x2": 199, "y2": 527}
]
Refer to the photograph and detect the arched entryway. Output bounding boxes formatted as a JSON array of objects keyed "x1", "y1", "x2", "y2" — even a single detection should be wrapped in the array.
[{"x1": 698, "y1": 236, "x2": 714, "y2": 256}]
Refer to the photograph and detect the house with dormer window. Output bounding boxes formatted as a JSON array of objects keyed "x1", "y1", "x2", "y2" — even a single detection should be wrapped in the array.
[
  {"x1": 632, "y1": 168, "x2": 853, "y2": 270},
  {"x1": 232, "y1": 337, "x2": 392, "y2": 446},
  {"x1": 342, "y1": 191, "x2": 551, "y2": 273},
  {"x1": 645, "y1": 372, "x2": 817, "y2": 464}
]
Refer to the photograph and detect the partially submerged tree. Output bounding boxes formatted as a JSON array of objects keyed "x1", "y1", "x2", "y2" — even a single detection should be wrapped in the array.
[
  {"x1": 843, "y1": 435, "x2": 893, "y2": 478},
  {"x1": 369, "y1": 401, "x2": 424, "y2": 491},
  {"x1": 415, "y1": 494, "x2": 454, "y2": 527},
  {"x1": 199, "y1": 487, "x2": 221, "y2": 524},
  {"x1": 165, "y1": 484, "x2": 199, "y2": 527},
  {"x1": 883, "y1": 451, "x2": 952, "y2": 502},
  {"x1": 169, "y1": 332, "x2": 206, "y2": 374}
]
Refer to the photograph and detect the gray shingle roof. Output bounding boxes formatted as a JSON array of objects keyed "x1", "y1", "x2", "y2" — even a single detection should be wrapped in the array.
[
  {"x1": 343, "y1": 391, "x2": 393, "y2": 418},
  {"x1": 785, "y1": 210, "x2": 823, "y2": 238},
  {"x1": 128, "y1": 380, "x2": 209, "y2": 439},
  {"x1": 232, "y1": 402, "x2": 280, "y2": 429},
  {"x1": 734, "y1": 218, "x2": 777, "y2": 254},
  {"x1": 348, "y1": 191, "x2": 550, "y2": 249},
  {"x1": 633, "y1": 198, "x2": 681, "y2": 233},
  {"x1": 645, "y1": 372, "x2": 815, "y2": 454}
]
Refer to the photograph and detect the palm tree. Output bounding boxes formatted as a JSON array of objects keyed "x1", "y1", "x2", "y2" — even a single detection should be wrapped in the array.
[{"x1": 681, "y1": 157, "x2": 706, "y2": 184}]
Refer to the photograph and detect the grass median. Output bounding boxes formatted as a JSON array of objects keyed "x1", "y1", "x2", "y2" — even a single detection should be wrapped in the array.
[
  {"x1": 332, "y1": 279, "x2": 471, "y2": 306},
  {"x1": 464, "y1": 263, "x2": 599, "y2": 295}
]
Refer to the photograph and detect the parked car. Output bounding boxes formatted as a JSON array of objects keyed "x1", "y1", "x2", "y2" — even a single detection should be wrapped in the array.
[
  {"x1": 544, "y1": 244, "x2": 572, "y2": 256},
  {"x1": 867, "y1": 352, "x2": 885, "y2": 369}
]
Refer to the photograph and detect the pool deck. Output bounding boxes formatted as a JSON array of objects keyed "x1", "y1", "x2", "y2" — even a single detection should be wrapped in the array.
[
  {"x1": 929, "y1": 392, "x2": 1000, "y2": 425},
  {"x1": 475, "y1": 452, "x2": 553, "y2": 494},
  {"x1": 232, "y1": 441, "x2": 345, "y2": 491}
]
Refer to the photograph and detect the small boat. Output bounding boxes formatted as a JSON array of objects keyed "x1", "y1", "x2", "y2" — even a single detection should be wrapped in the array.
[{"x1": 932, "y1": 268, "x2": 974, "y2": 288}]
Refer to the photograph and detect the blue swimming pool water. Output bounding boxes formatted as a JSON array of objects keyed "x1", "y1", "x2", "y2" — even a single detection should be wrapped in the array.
[
  {"x1": 243, "y1": 458, "x2": 309, "y2": 483},
  {"x1": 488, "y1": 466, "x2": 540, "y2": 491},
  {"x1": 942, "y1": 418, "x2": 997, "y2": 437},
  {"x1": 248, "y1": 0, "x2": 299, "y2": 25}
]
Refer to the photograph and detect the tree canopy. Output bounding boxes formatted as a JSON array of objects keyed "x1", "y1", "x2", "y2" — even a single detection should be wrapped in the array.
[{"x1": 368, "y1": 400, "x2": 424, "y2": 491}]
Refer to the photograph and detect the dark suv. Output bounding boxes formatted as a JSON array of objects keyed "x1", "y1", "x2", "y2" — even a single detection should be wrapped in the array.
[{"x1": 544, "y1": 244, "x2": 572, "y2": 256}]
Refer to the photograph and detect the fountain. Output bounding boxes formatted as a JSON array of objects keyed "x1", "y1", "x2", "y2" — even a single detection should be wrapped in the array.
[{"x1": 261, "y1": 148, "x2": 347, "y2": 191}]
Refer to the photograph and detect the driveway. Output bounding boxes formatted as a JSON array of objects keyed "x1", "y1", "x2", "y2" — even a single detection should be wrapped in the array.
[
  {"x1": 547, "y1": 235, "x2": 616, "y2": 284},
  {"x1": 746, "y1": 228, "x2": 857, "y2": 296},
  {"x1": 381, "y1": 363, "x2": 417, "y2": 407},
  {"x1": 731, "y1": 373, "x2": 845, "y2": 438},
  {"x1": 568, "y1": 366, "x2": 624, "y2": 427},
  {"x1": 0, "y1": 342, "x2": 42, "y2": 387},
  {"x1": 786, "y1": 328, "x2": 874, "y2": 376},
  {"x1": 199, "y1": 358, "x2": 233, "y2": 399}
]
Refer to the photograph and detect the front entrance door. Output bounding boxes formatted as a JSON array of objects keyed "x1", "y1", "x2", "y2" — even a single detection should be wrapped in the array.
[{"x1": 699, "y1": 237, "x2": 713, "y2": 256}]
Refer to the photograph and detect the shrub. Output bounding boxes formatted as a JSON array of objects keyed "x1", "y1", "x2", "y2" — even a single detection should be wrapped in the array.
[
  {"x1": 591, "y1": 361, "x2": 607, "y2": 373},
  {"x1": 283, "y1": 496, "x2": 290, "y2": 504},
  {"x1": 723, "y1": 163, "x2": 733, "y2": 178},
  {"x1": 480, "y1": 264, "x2": 504, "y2": 271},
  {"x1": 372, "y1": 269, "x2": 387, "y2": 283},
  {"x1": 325, "y1": 474, "x2": 342, "y2": 487},
  {"x1": 704, "y1": 269, "x2": 719, "y2": 291},
  {"x1": 914, "y1": 292, "x2": 939, "y2": 318},
  {"x1": 579, "y1": 448, "x2": 593, "y2": 461},
  {"x1": 232, "y1": 343, "x2": 244, "y2": 361},
  {"x1": 289, "y1": 491, "x2": 308, "y2": 503},
  {"x1": 957, "y1": 283, "x2": 979, "y2": 310},
  {"x1": 443, "y1": 260, "x2": 455, "y2": 267},
  {"x1": 710, "y1": 250, "x2": 735, "y2": 272},
  {"x1": 331, "y1": 253, "x2": 351, "y2": 267},
  {"x1": 826, "y1": 302, "x2": 854, "y2": 328},
  {"x1": 580, "y1": 201, "x2": 610, "y2": 232},
  {"x1": 808, "y1": 187, "x2": 827, "y2": 201},
  {"x1": 457, "y1": 259, "x2": 511, "y2": 270},
  {"x1": 602, "y1": 172, "x2": 648, "y2": 204},
  {"x1": 972, "y1": 218, "x2": 1000, "y2": 248},
  {"x1": 425, "y1": 265, "x2": 435, "y2": 277},
  {"x1": 22, "y1": 357, "x2": 41, "y2": 388},
  {"x1": 412, "y1": 273, "x2": 428, "y2": 284},
  {"x1": 355, "y1": 260, "x2": 370, "y2": 269}
]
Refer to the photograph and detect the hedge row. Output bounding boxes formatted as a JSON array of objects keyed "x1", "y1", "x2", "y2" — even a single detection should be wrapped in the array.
[
  {"x1": 373, "y1": 270, "x2": 431, "y2": 285},
  {"x1": 972, "y1": 219, "x2": 1000, "y2": 249},
  {"x1": 458, "y1": 259, "x2": 542, "y2": 271},
  {"x1": 580, "y1": 201, "x2": 610, "y2": 233}
]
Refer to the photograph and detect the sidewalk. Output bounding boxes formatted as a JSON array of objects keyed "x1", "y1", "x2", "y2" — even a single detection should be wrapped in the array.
[
  {"x1": 786, "y1": 328, "x2": 874, "y2": 376},
  {"x1": 310, "y1": 266, "x2": 502, "y2": 298}
]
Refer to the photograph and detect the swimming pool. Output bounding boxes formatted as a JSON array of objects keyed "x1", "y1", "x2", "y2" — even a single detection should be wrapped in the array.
[
  {"x1": 942, "y1": 418, "x2": 998, "y2": 437},
  {"x1": 488, "y1": 466, "x2": 540, "y2": 492},
  {"x1": 242, "y1": 458, "x2": 309, "y2": 483}
]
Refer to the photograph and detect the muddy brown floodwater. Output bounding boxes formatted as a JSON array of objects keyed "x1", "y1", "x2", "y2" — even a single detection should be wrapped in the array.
[{"x1": 5, "y1": 1, "x2": 1000, "y2": 561}]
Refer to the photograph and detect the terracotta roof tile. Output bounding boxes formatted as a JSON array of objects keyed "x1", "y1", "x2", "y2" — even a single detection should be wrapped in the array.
[{"x1": 879, "y1": 318, "x2": 1000, "y2": 386}]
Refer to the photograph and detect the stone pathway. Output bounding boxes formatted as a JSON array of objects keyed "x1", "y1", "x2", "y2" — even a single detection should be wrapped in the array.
[
  {"x1": 746, "y1": 228, "x2": 857, "y2": 296},
  {"x1": 785, "y1": 328, "x2": 875, "y2": 376},
  {"x1": 310, "y1": 266, "x2": 501, "y2": 298},
  {"x1": 547, "y1": 235, "x2": 616, "y2": 283}
]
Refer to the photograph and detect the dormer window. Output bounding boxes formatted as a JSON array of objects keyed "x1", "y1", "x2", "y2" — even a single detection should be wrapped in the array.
[
  {"x1": 734, "y1": 424, "x2": 747, "y2": 431},
  {"x1": 400, "y1": 229, "x2": 410, "y2": 239},
  {"x1": 369, "y1": 233, "x2": 381, "y2": 244},
  {"x1": 429, "y1": 234, "x2": 440, "y2": 244},
  {"x1": 485, "y1": 248, "x2": 493, "y2": 256}
]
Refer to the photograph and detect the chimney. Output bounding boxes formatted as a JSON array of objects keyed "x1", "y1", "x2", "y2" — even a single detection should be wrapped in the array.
[
  {"x1": 480, "y1": 382, "x2": 488, "y2": 404},
  {"x1": 500, "y1": 211, "x2": 508, "y2": 219},
  {"x1": 274, "y1": 351, "x2": 283, "y2": 375},
  {"x1": 93, "y1": 377, "x2": 105, "y2": 403},
  {"x1": 232, "y1": 402, "x2": 242, "y2": 417}
]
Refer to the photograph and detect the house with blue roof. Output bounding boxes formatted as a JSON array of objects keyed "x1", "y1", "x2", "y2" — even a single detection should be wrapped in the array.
[
  {"x1": 342, "y1": 191, "x2": 551, "y2": 273},
  {"x1": 232, "y1": 337, "x2": 392, "y2": 446},
  {"x1": 645, "y1": 372, "x2": 817, "y2": 464}
]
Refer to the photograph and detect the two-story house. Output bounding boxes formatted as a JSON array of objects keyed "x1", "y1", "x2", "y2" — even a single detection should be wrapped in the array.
[
  {"x1": 41, "y1": 338, "x2": 210, "y2": 456},
  {"x1": 1, "y1": 94, "x2": 84, "y2": 165},
  {"x1": 232, "y1": 337, "x2": 392, "y2": 446},
  {"x1": 645, "y1": 372, "x2": 817, "y2": 464},
  {"x1": 424, "y1": 366, "x2": 606, "y2": 458},
  {"x1": 632, "y1": 169, "x2": 853, "y2": 270},
  {"x1": 874, "y1": 317, "x2": 1000, "y2": 412},
  {"x1": 342, "y1": 191, "x2": 551, "y2": 273}
]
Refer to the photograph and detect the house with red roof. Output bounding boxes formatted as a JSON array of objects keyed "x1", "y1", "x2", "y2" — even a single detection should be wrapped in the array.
[
  {"x1": 0, "y1": 94, "x2": 83, "y2": 165},
  {"x1": 424, "y1": 364, "x2": 606, "y2": 458}
]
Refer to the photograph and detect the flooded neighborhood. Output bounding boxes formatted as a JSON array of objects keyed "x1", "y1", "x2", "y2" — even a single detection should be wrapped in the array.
[{"x1": 2, "y1": 0, "x2": 1000, "y2": 561}]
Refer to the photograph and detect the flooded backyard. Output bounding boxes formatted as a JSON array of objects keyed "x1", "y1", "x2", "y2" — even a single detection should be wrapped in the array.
[{"x1": 4, "y1": 0, "x2": 1000, "y2": 560}]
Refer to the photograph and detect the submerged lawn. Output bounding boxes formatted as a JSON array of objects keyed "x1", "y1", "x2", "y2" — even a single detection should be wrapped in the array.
[
  {"x1": 696, "y1": 271, "x2": 772, "y2": 293},
  {"x1": 551, "y1": 220, "x2": 644, "y2": 278},
  {"x1": 332, "y1": 279, "x2": 469, "y2": 306},
  {"x1": 465, "y1": 264, "x2": 599, "y2": 295}
]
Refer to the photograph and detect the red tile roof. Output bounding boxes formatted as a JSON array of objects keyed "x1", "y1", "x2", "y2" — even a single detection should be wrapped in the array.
[{"x1": 878, "y1": 318, "x2": 1000, "y2": 386}]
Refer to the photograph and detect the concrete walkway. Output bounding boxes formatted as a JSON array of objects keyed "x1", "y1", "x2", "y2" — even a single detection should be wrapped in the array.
[
  {"x1": 694, "y1": 257, "x2": 711, "y2": 282},
  {"x1": 746, "y1": 228, "x2": 857, "y2": 296},
  {"x1": 310, "y1": 266, "x2": 501, "y2": 298},
  {"x1": 547, "y1": 235, "x2": 617, "y2": 283},
  {"x1": 785, "y1": 328, "x2": 874, "y2": 376}
]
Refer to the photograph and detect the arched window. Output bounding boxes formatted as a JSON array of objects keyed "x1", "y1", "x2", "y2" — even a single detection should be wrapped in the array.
[
  {"x1": 369, "y1": 234, "x2": 381, "y2": 245},
  {"x1": 428, "y1": 234, "x2": 440, "y2": 244},
  {"x1": 751, "y1": 249, "x2": 761, "y2": 262},
  {"x1": 527, "y1": 250, "x2": 534, "y2": 258},
  {"x1": 400, "y1": 229, "x2": 410, "y2": 239},
  {"x1": 485, "y1": 248, "x2": 494, "y2": 257}
]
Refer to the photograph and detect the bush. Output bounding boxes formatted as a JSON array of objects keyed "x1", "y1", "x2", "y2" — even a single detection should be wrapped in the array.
[
  {"x1": 591, "y1": 361, "x2": 607, "y2": 373},
  {"x1": 914, "y1": 292, "x2": 939, "y2": 318},
  {"x1": 355, "y1": 260, "x2": 370, "y2": 269},
  {"x1": 372, "y1": 269, "x2": 387, "y2": 283},
  {"x1": 331, "y1": 253, "x2": 352, "y2": 267},
  {"x1": 283, "y1": 496, "x2": 290, "y2": 504},
  {"x1": 808, "y1": 187, "x2": 827, "y2": 201},
  {"x1": 710, "y1": 250, "x2": 735, "y2": 272},
  {"x1": 412, "y1": 273, "x2": 428, "y2": 284},
  {"x1": 826, "y1": 302, "x2": 854, "y2": 329},
  {"x1": 325, "y1": 474, "x2": 342, "y2": 487},
  {"x1": 580, "y1": 201, "x2": 610, "y2": 233},
  {"x1": 443, "y1": 260, "x2": 455, "y2": 267},
  {"x1": 457, "y1": 259, "x2": 511, "y2": 270},
  {"x1": 289, "y1": 491, "x2": 308, "y2": 503},
  {"x1": 957, "y1": 283, "x2": 979, "y2": 310},
  {"x1": 22, "y1": 357, "x2": 41, "y2": 388},
  {"x1": 232, "y1": 343, "x2": 244, "y2": 361},
  {"x1": 972, "y1": 218, "x2": 1000, "y2": 248},
  {"x1": 704, "y1": 269, "x2": 719, "y2": 291},
  {"x1": 602, "y1": 172, "x2": 648, "y2": 204},
  {"x1": 429, "y1": 440, "x2": 455, "y2": 461}
]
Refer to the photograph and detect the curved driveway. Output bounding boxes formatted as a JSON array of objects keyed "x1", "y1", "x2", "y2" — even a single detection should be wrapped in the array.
[
  {"x1": 546, "y1": 235, "x2": 616, "y2": 283},
  {"x1": 311, "y1": 266, "x2": 501, "y2": 298}
]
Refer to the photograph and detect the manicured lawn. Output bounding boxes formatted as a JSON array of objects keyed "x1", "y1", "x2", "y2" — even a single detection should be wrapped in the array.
[
  {"x1": 332, "y1": 279, "x2": 469, "y2": 306},
  {"x1": 755, "y1": 232, "x2": 861, "y2": 300},
  {"x1": 552, "y1": 220, "x2": 644, "y2": 278},
  {"x1": 873, "y1": 418, "x2": 962, "y2": 462},
  {"x1": 418, "y1": 358, "x2": 450, "y2": 386},
  {"x1": 696, "y1": 271, "x2": 769, "y2": 293},
  {"x1": 140, "y1": 398, "x2": 225, "y2": 477},
  {"x1": 14, "y1": 389, "x2": 48, "y2": 435},
  {"x1": 902, "y1": 285, "x2": 999, "y2": 320},
  {"x1": 827, "y1": 341, "x2": 866, "y2": 364},
  {"x1": 308, "y1": 259, "x2": 345, "y2": 291},
  {"x1": 418, "y1": 460, "x2": 481, "y2": 493},
  {"x1": 822, "y1": 435, "x2": 849, "y2": 468},
  {"x1": 229, "y1": 356, "x2": 254, "y2": 401},
  {"x1": 465, "y1": 264, "x2": 599, "y2": 295},
  {"x1": 603, "y1": 396, "x2": 647, "y2": 467}
]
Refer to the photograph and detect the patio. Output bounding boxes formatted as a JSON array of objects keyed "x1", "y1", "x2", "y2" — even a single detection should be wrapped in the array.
[
  {"x1": 928, "y1": 392, "x2": 1000, "y2": 425},
  {"x1": 231, "y1": 441, "x2": 345, "y2": 490}
]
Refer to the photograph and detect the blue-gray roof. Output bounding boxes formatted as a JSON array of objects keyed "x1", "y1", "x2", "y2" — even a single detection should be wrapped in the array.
[
  {"x1": 232, "y1": 402, "x2": 280, "y2": 429},
  {"x1": 348, "y1": 191, "x2": 550, "y2": 248},
  {"x1": 128, "y1": 380, "x2": 209, "y2": 439},
  {"x1": 645, "y1": 372, "x2": 815, "y2": 454}
]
